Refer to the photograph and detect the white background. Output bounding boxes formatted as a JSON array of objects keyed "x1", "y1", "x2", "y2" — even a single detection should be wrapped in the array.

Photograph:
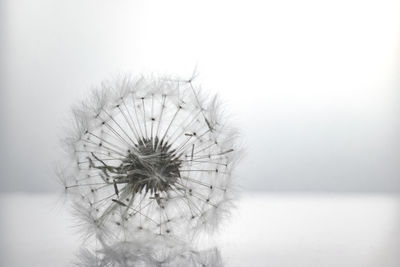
[{"x1": 1, "y1": 0, "x2": 400, "y2": 192}]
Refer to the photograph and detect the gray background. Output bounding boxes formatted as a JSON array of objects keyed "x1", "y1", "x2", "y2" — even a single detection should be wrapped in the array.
[{"x1": 1, "y1": 0, "x2": 399, "y2": 192}]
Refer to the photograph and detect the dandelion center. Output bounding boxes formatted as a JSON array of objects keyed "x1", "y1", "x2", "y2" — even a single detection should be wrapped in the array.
[
  {"x1": 92, "y1": 136, "x2": 181, "y2": 196},
  {"x1": 125, "y1": 137, "x2": 181, "y2": 194}
]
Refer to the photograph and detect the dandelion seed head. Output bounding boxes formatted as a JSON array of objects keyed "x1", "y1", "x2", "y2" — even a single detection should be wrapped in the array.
[{"x1": 60, "y1": 74, "x2": 240, "y2": 241}]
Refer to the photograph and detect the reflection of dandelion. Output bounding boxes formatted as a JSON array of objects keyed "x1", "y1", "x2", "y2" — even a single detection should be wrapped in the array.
[
  {"x1": 75, "y1": 232, "x2": 223, "y2": 267},
  {"x1": 60, "y1": 74, "x2": 240, "y2": 243}
]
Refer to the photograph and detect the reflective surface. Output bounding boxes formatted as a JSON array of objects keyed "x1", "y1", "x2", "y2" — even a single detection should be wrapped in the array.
[{"x1": 1, "y1": 193, "x2": 399, "y2": 267}]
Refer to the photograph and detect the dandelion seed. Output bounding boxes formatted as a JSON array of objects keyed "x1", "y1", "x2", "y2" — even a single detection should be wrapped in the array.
[{"x1": 60, "y1": 74, "x2": 240, "y2": 242}]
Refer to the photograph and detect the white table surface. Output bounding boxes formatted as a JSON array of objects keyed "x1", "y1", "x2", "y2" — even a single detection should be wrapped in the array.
[{"x1": 1, "y1": 193, "x2": 399, "y2": 267}]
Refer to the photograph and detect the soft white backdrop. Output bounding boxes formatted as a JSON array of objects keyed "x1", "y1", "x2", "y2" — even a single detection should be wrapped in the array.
[{"x1": 1, "y1": 0, "x2": 399, "y2": 192}]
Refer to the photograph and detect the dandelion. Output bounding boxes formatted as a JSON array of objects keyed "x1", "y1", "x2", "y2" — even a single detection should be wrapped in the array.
[{"x1": 60, "y1": 74, "x2": 240, "y2": 243}]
